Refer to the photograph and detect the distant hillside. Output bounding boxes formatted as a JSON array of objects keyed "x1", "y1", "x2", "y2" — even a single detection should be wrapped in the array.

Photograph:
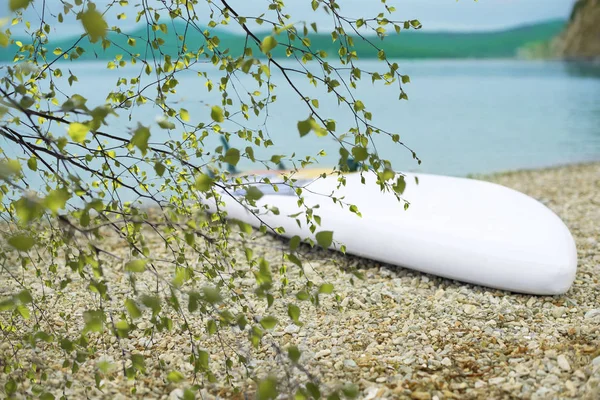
[
  {"x1": 0, "y1": 19, "x2": 566, "y2": 62},
  {"x1": 554, "y1": 0, "x2": 600, "y2": 59}
]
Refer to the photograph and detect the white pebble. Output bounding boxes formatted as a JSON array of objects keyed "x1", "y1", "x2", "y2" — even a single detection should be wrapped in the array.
[
  {"x1": 284, "y1": 324, "x2": 300, "y2": 334},
  {"x1": 315, "y1": 349, "x2": 331, "y2": 359},
  {"x1": 552, "y1": 307, "x2": 566, "y2": 318},
  {"x1": 463, "y1": 304, "x2": 477, "y2": 315},
  {"x1": 344, "y1": 359, "x2": 358, "y2": 369},
  {"x1": 557, "y1": 355, "x2": 571, "y2": 371},
  {"x1": 584, "y1": 309, "x2": 600, "y2": 319},
  {"x1": 489, "y1": 377, "x2": 506, "y2": 385},
  {"x1": 441, "y1": 357, "x2": 452, "y2": 367},
  {"x1": 169, "y1": 389, "x2": 184, "y2": 400}
]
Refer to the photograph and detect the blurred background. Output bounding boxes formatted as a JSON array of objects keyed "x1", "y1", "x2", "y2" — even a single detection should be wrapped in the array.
[{"x1": 1, "y1": 0, "x2": 599, "y2": 177}]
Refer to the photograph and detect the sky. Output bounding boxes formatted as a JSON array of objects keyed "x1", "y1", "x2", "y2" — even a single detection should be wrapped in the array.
[{"x1": 3, "y1": 0, "x2": 577, "y2": 37}]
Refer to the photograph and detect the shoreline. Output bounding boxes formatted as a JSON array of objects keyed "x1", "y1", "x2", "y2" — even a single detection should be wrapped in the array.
[{"x1": 1, "y1": 162, "x2": 599, "y2": 399}]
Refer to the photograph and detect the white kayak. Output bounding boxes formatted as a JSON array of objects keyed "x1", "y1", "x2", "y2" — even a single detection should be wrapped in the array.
[{"x1": 212, "y1": 170, "x2": 577, "y2": 295}]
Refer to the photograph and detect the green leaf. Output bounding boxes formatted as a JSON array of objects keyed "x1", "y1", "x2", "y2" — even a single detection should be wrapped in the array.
[
  {"x1": 125, "y1": 259, "x2": 146, "y2": 273},
  {"x1": 179, "y1": 108, "x2": 190, "y2": 122},
  {"x1": 39, "y1": 393, "x2": 55, "y2": 400},
  {"x1": 131, "y1": 124, "x2": 150, "y2": 156},
  {"x1": 296, "y1": 290, "x2": 310, "y2": 301},
  {"x1": 157, "y1": 118, "x2": 175, "y2": 130},
  {"x1": 83, "y1": 310, "x2": 104, "y2": 333},
  {"x1": 259, "y1": 316, "x2": 278, "y2": 330},
  {"x1": 4, "y1": 378, "x2": 17, "y2": 395},
  {"x1": 289, "y1": 235, "x2": 301, "y2": 251},
  {"x1": 131, "y1": 354, "x2": 146, "y2": 372},
  {"x1": 27, "y1": 157, "x2": 37, "y2": 171},
  {"x1": 393, "y1": 175, "x2": 406, "y2": 194},
  {"x1": 353, "y1": 100, "x2": 365, "y2": 112},
  {"x1": 260, "y1": 36, "x2": 278, "y2": 54},
  {"x1": 315, "y1": 231, "x2": 333, "y2": 248},
  {"x1": 223, "y1": 148, "x2": 240, "y2": 167},
  {"x1": 9, "y1": 0, "x2": 32, "y2": 12},
  {"x1": 154, "y1": 162, "x2": 166, "y2": 177},
  {"x1": 68, "y1": 122, "x2": 89, "y2": 143},
  {"x1": 167, "y1": 370, "x2": 185, "y2": 383},
  {"x1": 245, "y1": 186, "x2": 264, "y2": 202},
  {"x1": 44, "y1": 187, "x2": 70, "y2": 213},
  {"x1": 351, "y1": 146, "x2": 368, "y2": 162},
  {"x1": 401, "y1": 75, "x2": 410, "y2": 84},
  {"x1": 201, "y1": 286, "x2": 222, "y2": 304},
  {"x1": 80, "y1": 5, "x2": 108, "y2": 43},
  {"x1": 124, "y1": 298, "x2": 142, "y2": 319},
  {"x1": 287, "y1": 303, "x2": 300, "y2": 323},
  {"x1": 287, "y1": 346, "x2": 301, "y2": 363},
  {"x1": 257, "y1": 376, "x2": 278, "y2": 400},
  {"x1": 13, "y1": 196, "x2": 44, "y2": 223},
  {"x1": 206, "y1": 319, "x2": 217, "y2": 335},
  {"x1": 318, "y1": 283, "x2": 334, "y2": 294},
  {"x1": 342, "y1": 384, "x2": 359, "y2": 398},
  {"x1": 0, "y1": 298, "x2": 15, "y2": 311},
  {"x1": 194, "y1": 173, "x2": 213, "y2": 192},
  {"x1": 210, "y1": 105, "x2": 224, "y2": 123},
  {"x1": 16, "y1": 304, "x2": 30, "y2": 319},
  {"x1": 306, "y1": 382, "x2": 321, "y2": 400},
  {"x1": 297, "y1": 117, "x2": 312, "y2": 137},
  {"x1": 16, "y1": 290, "x2": 32, "y2": 304},
  {"x1": 0, "y1": 33, "x2": 8, "y2": 48},
  {"x1": 7, "y1": 234, "x2": 35, "y2": 251},
  {"x1": 140, "y1": 295, "x2": 161, "y2": 315}
]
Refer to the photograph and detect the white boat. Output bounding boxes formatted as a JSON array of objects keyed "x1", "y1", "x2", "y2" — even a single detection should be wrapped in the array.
[{"x1": 212, "y1": 170, "x2": 577, "y2": 295}]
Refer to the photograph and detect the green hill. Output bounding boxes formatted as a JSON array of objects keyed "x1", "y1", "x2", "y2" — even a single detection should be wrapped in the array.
[{"x1": 0, "y1": 19, "x2": 566, "y2": 62}]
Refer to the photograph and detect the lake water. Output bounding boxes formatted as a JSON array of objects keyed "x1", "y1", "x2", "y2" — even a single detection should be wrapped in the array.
[
  {"x1": 2, "y1": 59, "x2": 600, "y2": 199},
  {"x1": 57, "y1": 59, "x2": 600, "y2": 175}
]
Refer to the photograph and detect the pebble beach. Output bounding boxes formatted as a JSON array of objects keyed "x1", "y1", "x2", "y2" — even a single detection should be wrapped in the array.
[{"x1": 1, "y1": 162, "x2": 599, "y2": 399}]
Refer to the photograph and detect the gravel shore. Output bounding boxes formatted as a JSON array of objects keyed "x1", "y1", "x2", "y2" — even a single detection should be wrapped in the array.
[{"x1": 1, "y1": 162, "x2": 599, "y2": 399}]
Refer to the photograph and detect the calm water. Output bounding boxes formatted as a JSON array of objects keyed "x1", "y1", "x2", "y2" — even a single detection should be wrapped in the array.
[
  {"x1": 3, "y1": 59, "x2": 600, "y2": 198},
  {"x1": 62, "y1": 59, "x2": 600, "y2": 174}
]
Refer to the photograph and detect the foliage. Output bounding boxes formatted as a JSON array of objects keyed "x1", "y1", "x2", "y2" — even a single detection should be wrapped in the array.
[{"x1": 0, "y1": 0, "x2": 419, "y2": 397}]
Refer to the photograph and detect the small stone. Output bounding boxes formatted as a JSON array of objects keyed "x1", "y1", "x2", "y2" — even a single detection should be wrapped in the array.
[
  {"x1": 315, "y1": 349, "x2": 331, "y2": 359},
  {"x1": 344, "y1": 359, "x2": 358, "y2": 369},
  {"x1": 584, "y1": 309, "x2": 600, "y2": 319},
  {"x1": 463, "y1": 304, "x2": 477, "y2": 315},
  {"x1": 552, "y1": 307, "x2": 566, "y2": 318},
  {"x1": 411, "y1": 391, "x2": 431, "y2": 400},
  {"x1": 376, "y1": 376, "x2": 387, "y2": 383},
  {"x1": 441, "y1": 357, "x2": 452, "y2": 367},
  {"x1": 364, "y1": 387, "x2": 379, "y2": 400},
  {"x1": 489, "y1": 377, "x2": 506, "y2": 385},
  {"x1": 169, "y1": 388, "x2": 184, "y2": 400},
  {"x1": 474, "y1": 380, "x2": 486, "y2": 388},
  {"x1": 592, "y1": 356, "x2": 600, "y2": 367},
  {"x1": 284, "y1": 324, "x2": 300, "y2": 334},
  {"x1": 557, "y1": 355, "x2": 571, "y2": 371}
]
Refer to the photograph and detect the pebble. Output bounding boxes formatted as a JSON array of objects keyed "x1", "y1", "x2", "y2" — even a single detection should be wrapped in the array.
[
  {"x1": 463, "y1": 304, "x2": 477, "y2": 315},
  {"x1": 557, "y1": 355, "x2": 571, "y2": 371},
  {"x1": 3, "y1": 163, "x2": 600, "y2": 400},
  {"x1": 411, "y1": 391, "x2": 431, "y2": 400},
  {"x1": 284, "y1": 324, "x2": 300, "y2": 334},
  {"x1": 584, "y1": 309, "x2": 600, "y2": 319},
  {"x1": 489, "y1": 377, "x2": 506, "y2": 385},
  {"x1": 315, "y1": 349, "x2": 331, "y2": 359},
  {"x1": 552, "y1": 307, "x2": 566, "y2": 318},
  {"x1": 441, "y1": 357, "x2": 452, "y2": 367}
]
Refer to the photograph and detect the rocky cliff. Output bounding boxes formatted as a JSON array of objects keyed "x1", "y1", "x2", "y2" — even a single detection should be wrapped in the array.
[{"x1": 555, "y1": 0, "x2": 600, "y2": 59}]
